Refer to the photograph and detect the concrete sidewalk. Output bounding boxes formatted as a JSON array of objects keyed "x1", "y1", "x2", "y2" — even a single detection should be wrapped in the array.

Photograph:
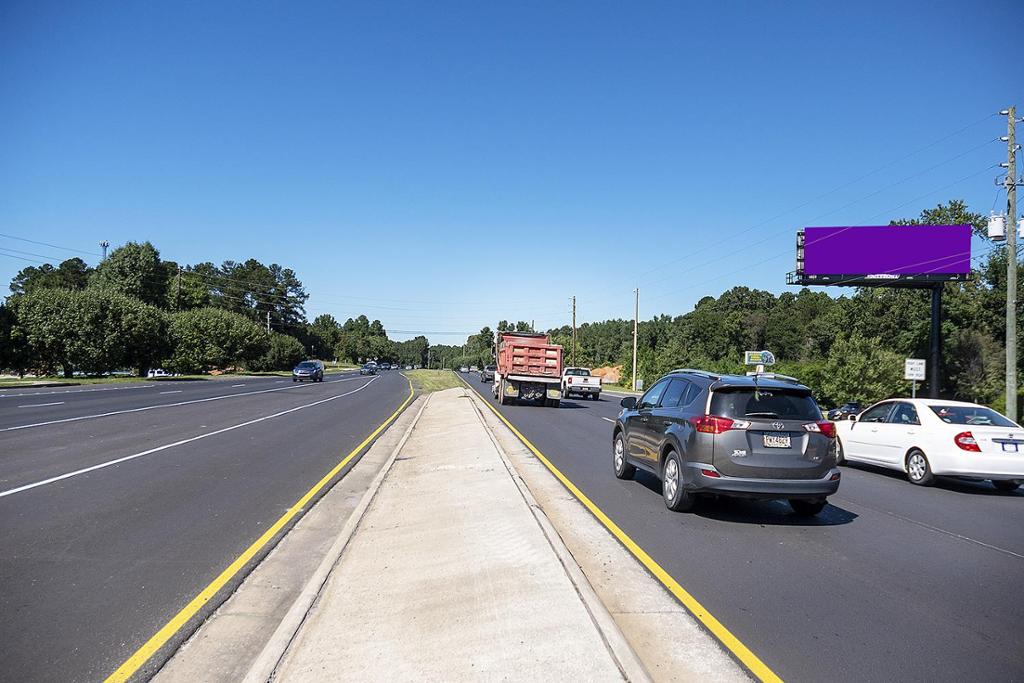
[{"x1": 270, "y1": 388, "x2": 642, "y2": 681}]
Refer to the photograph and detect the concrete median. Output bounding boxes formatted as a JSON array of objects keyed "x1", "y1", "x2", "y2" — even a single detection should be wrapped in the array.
[{"x1": 266, "y1": 387, "x2": 648, "y2": 681}]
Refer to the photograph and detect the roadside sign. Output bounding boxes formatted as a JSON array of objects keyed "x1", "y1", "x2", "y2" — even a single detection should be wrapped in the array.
[
  {"x1": 904, "y1": 359, "x2": 926, "y2": 381},
  {"x1": 744, "y1": 350, "x2": 776, "y2": 366}
]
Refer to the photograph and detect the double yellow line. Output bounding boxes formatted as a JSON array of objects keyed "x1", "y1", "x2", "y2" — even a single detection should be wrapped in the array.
[
  {"x1": 461, "y1": 376, "x2": 783, "y2": 683},
  {"x1": 105, "y1": 376, "x2": 415, "y2": 683}
]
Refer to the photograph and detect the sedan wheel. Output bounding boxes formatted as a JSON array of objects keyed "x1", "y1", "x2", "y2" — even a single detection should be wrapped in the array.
[
  {"x1": 906, "y1": 449, "x2": 935, "y2": 486},
  {"x1": 835, "y1": 438, "x2": 845, "y2": 465}
]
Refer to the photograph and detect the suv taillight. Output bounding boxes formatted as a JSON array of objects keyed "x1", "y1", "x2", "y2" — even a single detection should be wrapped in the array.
[
  {"x1": 690, "y1": 415, "x2": 745, "y2": 434},
  {"x1": 954, "y1": 431, "x2": 981, "y2": 452},
  {"x1": 804, "y1": 421, "x2": 837, "y2": 439}
]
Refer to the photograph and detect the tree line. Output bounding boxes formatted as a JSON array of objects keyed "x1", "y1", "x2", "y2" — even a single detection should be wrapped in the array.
[{"x1": 0, "y1": 241, "x2": 429, "y2": 376}]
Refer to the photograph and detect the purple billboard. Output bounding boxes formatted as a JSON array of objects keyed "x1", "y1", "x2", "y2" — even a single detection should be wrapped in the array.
[{"x1": 800, "y1": 225, "x2": 971, "y2": 282}]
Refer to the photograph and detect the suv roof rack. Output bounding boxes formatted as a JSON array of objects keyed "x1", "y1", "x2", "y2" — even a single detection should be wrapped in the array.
[
  {"x1": 744, "y1": 371, "x2": 802, "y2": 384},
  {"x1": 668, "y1": 368, "x2": 721, "y2": 380}
]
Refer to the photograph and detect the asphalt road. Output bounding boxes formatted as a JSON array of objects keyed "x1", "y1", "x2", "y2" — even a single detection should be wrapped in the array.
[
  {"x1": 458, "y1": 373, "x2": 1024, "y2": 682},
  {"x1": 0, "y1": 370, "x2": 410, "y2": 682}
]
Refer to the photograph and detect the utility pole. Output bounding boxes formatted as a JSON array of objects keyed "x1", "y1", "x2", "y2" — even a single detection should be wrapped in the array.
[
  {"x1": 427, "y1": 347, "x2": 431, "y2": 369},
  {"x1": 175, "y1": 266, "x2": 182, "y2": 311},
  {"x1": 99, "y1": 241, "x2": 109, "y2": 261},
  {"x1": 266, "y1": 310, "x2": 271, "y2": 334},
  {"x1": 1004, "y1": 106, "x2": 1019, "y2": 421},
  {"x1": 571, "y1": 296, "x2": 577, "y2": 367},
  {"x1": 632, "y1": 288, "x2": 639, "y2": 392}
]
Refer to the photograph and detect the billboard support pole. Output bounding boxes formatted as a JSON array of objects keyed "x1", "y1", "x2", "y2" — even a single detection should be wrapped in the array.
[
  {"x1": 1004, "y1": 105, "x2": 1018, "y2": 421},
  {"x1": 930, "y1": 286, "x2": 942, "y2": 399}
]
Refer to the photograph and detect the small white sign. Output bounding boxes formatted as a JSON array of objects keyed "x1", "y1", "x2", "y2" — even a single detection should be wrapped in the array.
[{"x1": 904, "y1": 358, "x2": 926, "y2": 381}]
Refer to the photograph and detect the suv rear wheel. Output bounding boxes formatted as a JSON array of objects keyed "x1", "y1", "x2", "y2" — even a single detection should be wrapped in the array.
[
  {"x1": 992, "y1": 479, "x2": 1020, "y2": 492},
  {"x1": 662, "y1": 450, "x2": 696, "y2": 512}
]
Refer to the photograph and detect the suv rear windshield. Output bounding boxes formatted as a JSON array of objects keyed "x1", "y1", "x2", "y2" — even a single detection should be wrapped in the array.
[
  {"x1": 565, "y1": 368, "x2": 591, "y2": 376},
  {"x1": 711, "y1": 388, "x2": 821, "y2": 421},
  {"x1": 485, "y1": 365, "x2": 497, "y2": 371},
  {"x1": 929, "y1": 405, "x2": 1017, "y2": 427}
]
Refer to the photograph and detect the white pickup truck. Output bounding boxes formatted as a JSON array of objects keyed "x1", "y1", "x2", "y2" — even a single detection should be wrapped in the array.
[{"x1": 561, "y1": 367, "x2": 601, "y2": 400}]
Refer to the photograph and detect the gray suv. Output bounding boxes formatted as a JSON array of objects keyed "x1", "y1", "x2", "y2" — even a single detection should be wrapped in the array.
[{"x1": 613, "y1": 369, "x2": 840, "y2": 516}]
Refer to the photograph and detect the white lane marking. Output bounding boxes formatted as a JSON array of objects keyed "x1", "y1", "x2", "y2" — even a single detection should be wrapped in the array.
[
  {"x1": 0, "y1": 377, "x2": 380, "y2": 499},
  {"x1": 275, "y1": 380, "x2": 286, "y2": 383},
  {"x1": 0, "y1": 384, "x2": 158, "y2": 399},
  {"x1": 1, "y1": 374, "x2": 364, "y2": 433},
  {"x1": 159, "y1": 390, "x2": 183, "y2": 395},
  {"x1": 17, "y1": 402, "x2": 65, "y2": 408},
  {"x1": 232, "y1": 384, "x2": 246, "y2": 387},
  {"x1": 601, "y1": 416, "x2": 615, "y2": 423},
  {"x1": 834, "y1": 496, "x2": 1024, "y2": 561}
]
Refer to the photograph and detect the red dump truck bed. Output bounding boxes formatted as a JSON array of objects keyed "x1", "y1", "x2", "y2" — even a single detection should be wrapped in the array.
[{"x1": 496, "y1": 332, "x2": 563, "y2": 378}]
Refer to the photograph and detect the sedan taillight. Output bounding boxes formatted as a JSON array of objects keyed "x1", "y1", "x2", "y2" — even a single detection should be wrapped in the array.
[{"x1": 954, "y1": 431, "x2": 981, "y2": 452}]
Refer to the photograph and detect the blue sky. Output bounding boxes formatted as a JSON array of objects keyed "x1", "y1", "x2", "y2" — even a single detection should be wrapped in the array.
[{"x1": 1, "y1": 1, "x2": 1021, "y2": 344}]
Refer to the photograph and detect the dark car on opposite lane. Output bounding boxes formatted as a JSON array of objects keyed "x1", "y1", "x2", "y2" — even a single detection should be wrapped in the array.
[
  {"x1": 292, "y1": 360, "x2": 324, "y2": 382},
  {"x1": 613, "y1": 369, "x2": 840, "y2": 516},
  {"x1": 360, "y1": 363, "x2": 377, "y2": 375}
]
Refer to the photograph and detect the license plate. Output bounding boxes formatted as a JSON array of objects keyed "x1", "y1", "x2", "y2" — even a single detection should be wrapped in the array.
[
  {"x1": 1002, "y1": 443, "x2": 1019, "y2": 453},
  {"x1": 764, "y1": 434, "x2": 791, "y2": 448}
]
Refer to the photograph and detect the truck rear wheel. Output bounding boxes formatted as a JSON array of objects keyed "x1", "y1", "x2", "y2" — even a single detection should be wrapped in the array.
[{"x1": 497, "y1": 380, "x2": 508, "y2": 405}]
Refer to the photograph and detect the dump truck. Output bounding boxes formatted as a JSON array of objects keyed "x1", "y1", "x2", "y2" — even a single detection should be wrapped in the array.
[{"x1": 492, "y1": 332, "x2": 564, "y2": 407}]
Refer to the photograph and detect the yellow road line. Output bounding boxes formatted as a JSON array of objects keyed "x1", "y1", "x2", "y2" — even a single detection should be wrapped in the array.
[
  {"x1": 104, "y1": 376, "x2": 415, "y2": 683},
  {"x1": 461, "y1": 376, "x2": 783, "y2": 683}
]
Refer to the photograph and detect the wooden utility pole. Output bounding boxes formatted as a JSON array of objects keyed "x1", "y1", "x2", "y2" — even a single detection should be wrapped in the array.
[
  {"x1": 175, "y1": 266, "x2": 182, "y2": 311},
  {"x1": 1005, "y1": 106, "x2": 1018, "y2": 420},
  {"x1": 571, "y1": 296, "x2": 577, "y2": 367},
  {"x1": 632, "y1": 288, "x2": 639, "y2": 391}
]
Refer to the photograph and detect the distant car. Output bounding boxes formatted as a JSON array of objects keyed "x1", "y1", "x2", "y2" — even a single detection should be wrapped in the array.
[
  {"x1": 562, "y1": 367, "x2": 601, "y2": 400},
  {"x1": 380, "y1": 363, "x2": 391, "y2": 371},
  {"x1": 460, "y1": 366, "x2": 469, "y2": 373},
  {"x1": 147, "y1": 368, "x2": 175, "y2": 378},
  {"x1": 470, "y1": 365, "x2": 478, "y2": 372},
  {"x1": 613, "y1": 369, "x2": 840, "y2": 516},
  {"x1": 359, "y1": 363, "x2": 377, "y2": 376},
  {"x1": 480, "y1": 365, "x2": 497, "y2": 383},
  {"x1": 835, "y1": 398, "x2": 1024, "y2": 490},
  {"x1": 404, "y1": 365, "x2": 413, "y2": 370},
  {"x1": 292, "y1": 360, "x2": 324, "y2": 382},
  {"x1": 827, "y1": 401, "x2": 862, "y2": 421}
]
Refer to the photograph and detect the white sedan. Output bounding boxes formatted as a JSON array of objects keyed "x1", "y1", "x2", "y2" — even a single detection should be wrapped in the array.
[{"x1": 835, "y1": 398, "x2": 1024, "y2": 490}]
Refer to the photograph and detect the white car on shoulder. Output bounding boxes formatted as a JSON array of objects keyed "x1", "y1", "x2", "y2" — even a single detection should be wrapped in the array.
[{"x1": 835, "y1": 398, "x2": 1024, "y2": 490}]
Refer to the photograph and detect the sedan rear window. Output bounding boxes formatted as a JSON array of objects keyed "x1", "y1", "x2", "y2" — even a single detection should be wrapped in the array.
[
  {"x1": 711, "y1": 388, "x2": 822, "y2": 421},
  {"x1": 929, "y1": 405, "x2": 1017, "y2": 427}
]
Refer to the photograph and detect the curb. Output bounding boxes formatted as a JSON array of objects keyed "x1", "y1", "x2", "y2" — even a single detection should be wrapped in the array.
[
  {"x1": 462, "y1": 387, "x2": 653, "y2": 683},
  {"x1": 242, "y1": 394, "x2": 432, "y2": 683}
]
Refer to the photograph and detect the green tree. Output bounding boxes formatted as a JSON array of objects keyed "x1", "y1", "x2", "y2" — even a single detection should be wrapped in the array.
[
  {"x1": 10, "y1": 257, "x2": 93, "y2": 295},
  {"x1": 166, "y1": 308, "x2": 269, "y2": 373},
  {"x1": 11, "y1": 288, "x2": 167, "y2": 376},
  {"x1": 818, "y1": 334, "x2": 905, "y2": 406},
  {"x1": 91, "y1": 241, "x2": 169, "y2": 307},
  {"x1": 249, "y1": 332, "x2": 306, "y2": 371}
]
